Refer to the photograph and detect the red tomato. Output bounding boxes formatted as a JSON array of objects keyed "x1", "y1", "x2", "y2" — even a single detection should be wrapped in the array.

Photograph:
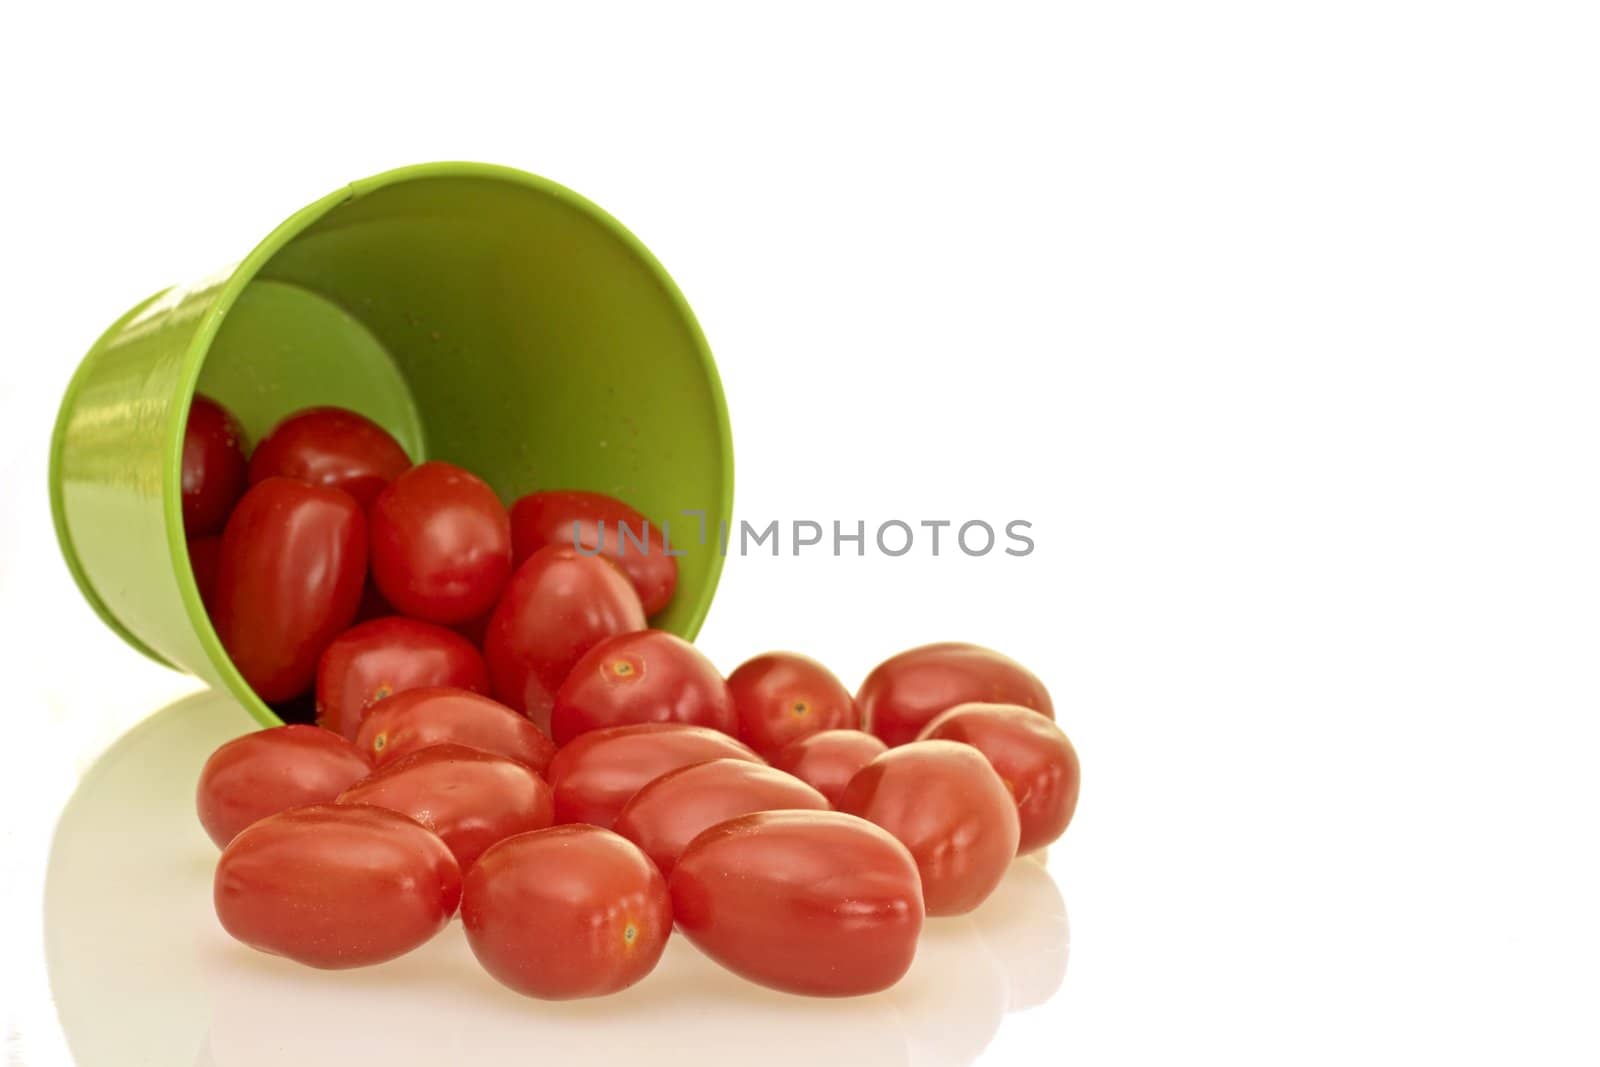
[
  {"x1": 356, "y1": 686, "x2": 556, "y2": 773},
  {"x1": 314, "y1": 616, "x2": 490, "y2": 740},
  {"x1": 214, "y1": 804, "x2": 460, "y2": 969},
  {"x1": 188, "y1": 535, "x2": 222, "y2": 614},
  {"x1": 838, "y1": 740, "x2": 1020, "y2": 915},
  {"x1": 195, "y1": 725, "x2": 373, "y2": 847},
  {"x1": 369, "y1": 461, "x2": 512, "y2": 625},
  {"x1": 247, "y1": 406, "x2": 412, "y2": 507},
  {"x1": 770, "y1": 729, "x2": 888, "y2": 807},
  {"x1": 551, "y1": 630, "x2": 736, "y2": 746},
  {"x1": 337, "y1": 744, "x2": 554, "y2": 870},
  {"x1": 509, "y1": 490, "x2": 679, "y2": 616},
  {"x1": 462, "y1": 825, "x2": 671, "y2": 999},
  {"x1": 917, "y1": 702, "x2": 1081, "y2": 853},
  {"x1": 727, "y1": 651, "x2": 858, "y2": 758},
  {"x1": 181, "y1": 394, "x2": 249, "y2": 537},
  {"x1": 857, "y1": 642, "x2": 1054, "y2": 747},
  {"x1": 213, "y1": 478, "x2": 367, "y2": 702},
  {"x1": 670, "y1": 810, "x2": 923, "y2": 996},
  {"x1": 483, "y1": 545, "x2": 647, "y2": 732},
  {"x1": 614, "y1": 758, "x2": 828, "y2": 875},
  {"x1": 546, "y1": 722, "x2": 762, "y2": 829}
]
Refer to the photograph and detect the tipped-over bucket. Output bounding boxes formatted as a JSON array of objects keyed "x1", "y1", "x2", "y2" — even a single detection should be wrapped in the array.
[{"x1": 51, "y1": 162, "x2": 734, "y2": 726}]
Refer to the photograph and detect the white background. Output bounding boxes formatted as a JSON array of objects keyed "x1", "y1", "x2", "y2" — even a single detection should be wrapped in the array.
[{"x1": 3, "y1": 2, "x2": 1599, "y2": 1064}]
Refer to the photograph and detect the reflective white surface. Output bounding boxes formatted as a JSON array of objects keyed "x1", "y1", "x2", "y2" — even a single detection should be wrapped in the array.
[{"x1": 44, "y1": 692, "x2": 1068, "y2": 1067}]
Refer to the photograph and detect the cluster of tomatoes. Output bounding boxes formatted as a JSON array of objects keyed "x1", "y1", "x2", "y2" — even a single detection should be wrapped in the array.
[{"x1": 184, "y1": 397, "x2": 1081, "y2": 999}]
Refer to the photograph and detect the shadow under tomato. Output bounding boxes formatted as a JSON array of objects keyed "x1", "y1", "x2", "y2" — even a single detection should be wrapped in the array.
[{"x1": 43, "y1": 690, "x2": 1068, "y2": 1067}]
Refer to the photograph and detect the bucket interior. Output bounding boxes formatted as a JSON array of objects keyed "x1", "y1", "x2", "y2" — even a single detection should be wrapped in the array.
[{"x1": 193, "y1": 173, "x2": 730, "y2": 641}]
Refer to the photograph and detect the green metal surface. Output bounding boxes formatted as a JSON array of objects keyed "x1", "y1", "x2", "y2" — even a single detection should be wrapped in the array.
[{"x1": 50, "y1": 162, "x2": 734, "y2": 728}]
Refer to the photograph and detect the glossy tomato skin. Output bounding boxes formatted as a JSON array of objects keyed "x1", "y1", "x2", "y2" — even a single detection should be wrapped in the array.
[
  {"x1": 614, "y1": 758, "x2": 828, "y2": 875},
  {"x1": 188, "y1": 535, "x2": 222, "y2": 614},
  {"x1": 918, "y1": 702, "x2": 1081, "y2": 853},
  {"x1": 356, "y1": 686, "x2": 556, "y2": 773},
  {"x1": 483, "y1": 545, "x2": 646, "y2": 732},
  {"x1": 509, "y1": 490, "x2": 679, "y2": 616},
  {"x1": 551, "y1": 630, "x2": 736, "y2": 746},
  {"x1": 214, "y1": 804, "x2": 460, "y2": 969},
  {"x1": 195, "y1": 725, "x2": 373, "y2": 847},
  {"x1": 670, "y1": 810, "x2": 923, "y2": 996},
  {"x1": 770, "y1": 729, "x2": 888, "y2": 807},
  {"x1": 213, "y1": 478, "x2": 367, "y2": 702},
  {"x1": 727, "y1": 652, "x2": 858, "y2": 759},
  {"x1": 858, "y1": 642, "x2": 1054, "y2": 747},
  {"x1": 838, "y1": 740, "x2": 1020, "y2": 915},
  {"x1": 247, "y1": 406, "x2": 411, "y2": 507},
  {"x1": 369, "y1": 461, "x2": 512, "y2": 625},
  {"x1": 337, "y1": 744, "x2": 554, "y2": 870},
  {"x1": 462, "y1": 825, "x2": 672, "y2": 1000},
  {"x1": 315, "y1": 616, "x2": 490, "y2": 740},
  {"x1": 546, "y1": 723, "x2": 762, "y2": 829},
  {"x1": 181, "y1": 395, "x2": 249, "y2": 537}
]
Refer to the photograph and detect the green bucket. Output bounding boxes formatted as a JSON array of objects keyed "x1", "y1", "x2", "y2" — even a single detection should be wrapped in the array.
[{"x1": 50, "y1": 162, "x2": 734, "y2": 728}]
